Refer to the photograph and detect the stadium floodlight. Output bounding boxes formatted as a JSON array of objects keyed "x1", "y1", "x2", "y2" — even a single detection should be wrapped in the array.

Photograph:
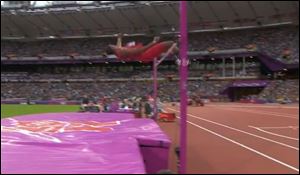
[
  {"x1": 161, "y1": 31, "x2": 180, "y2": 35},
  {"x1": 33, "y1": 1, "x2": 52, "y2": 8},
  {"x1": 263, "y1": 22, "x2": 293, "y2": 27},
  {"x1": 9, "y1": 10, "x2": 17, "y2": 15},
  {"x1": 110, "y1": 5, "x2": 115, "y2": 10},
  {"x1": 189, "y1": 28, "x2": 227, "y2": 33},
  {"x1": 126, "y1": 33, "x2": 146, "y2": 37}
]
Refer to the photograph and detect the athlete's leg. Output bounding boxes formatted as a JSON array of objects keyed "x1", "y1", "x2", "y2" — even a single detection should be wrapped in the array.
[
  {"x1": 131, "y1": 36, "x2": 160, "y2": 53},
  {"x1": 159, "y1": 41, "x2": 179, "y2": 54},
  {"x1": 116, "y1": 36, "x2": 160, "y2": 57},
  {"x1": 116, "y1": 33, "x2": 123, "y2": 47}
]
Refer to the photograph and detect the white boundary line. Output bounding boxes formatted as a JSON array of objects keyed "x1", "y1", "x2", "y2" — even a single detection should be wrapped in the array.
[
  {"x1": 183, "y1": 119, "x2": 299, "y2": 172},
  {"x1": 219, "y1": 107, "x2": 298, "y2": 118},
  {"x1": 225, "y1": 108, "x2": 298, "y2": 117},
  {"x1": 215, "y1": 107, "x2": 298, "y2": 120},
  {"x1": 205, "y1": 104, "x2": 299, "y2": 109},
  {"x1": 167, "y1": 108, "x2": 299, "y2": 151},
  {"x1": 190, "y1": 105, "x2": 297, "y2": 118},
  {"x1": 259, "y1": 126, "x2": 299, "y2": 129},
  {"x1": 249, "y1": 126, "x2": 299, "y2": 141}
]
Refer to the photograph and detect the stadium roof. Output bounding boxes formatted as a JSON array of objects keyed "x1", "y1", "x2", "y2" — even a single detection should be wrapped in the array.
[{"x1": 1, "y1": 1, "x2": 299, "y2": 40}]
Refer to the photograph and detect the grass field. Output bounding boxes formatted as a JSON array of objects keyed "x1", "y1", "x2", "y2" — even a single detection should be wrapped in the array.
[{"x1": 1, "y1": 104, "x2": 79, "y2": 119}]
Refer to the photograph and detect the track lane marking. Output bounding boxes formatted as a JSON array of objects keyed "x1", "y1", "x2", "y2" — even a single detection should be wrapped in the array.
[
  {"x1": 248, "y1": 126, "x2": 299, "y2": 141},
  {"x1": 214, "y1": 107, "x2": 298, "y2": 120},
  {"x1": 170, "y1": 113, "x2": 299, "y2": 172},
  {"x1": 167, "y1": 107, "x2": 299, "y2": 150}
]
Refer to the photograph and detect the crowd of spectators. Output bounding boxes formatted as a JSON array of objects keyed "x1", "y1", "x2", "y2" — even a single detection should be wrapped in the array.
[
  {"x1": 1, "y1": 25, "x2": 298, "y2": 104},
  {"x1": 1, "y1": 70, "x2": 259, "y2": 82},
  {"x1": 1, "y1": 38, "x2": 109, "y2": 57},
  {"x1": 1, "y1": 80, "x2": 229, "y2": 102},
  {"x1": 2, "y1": 79, "x2": 298, "y2": 103},
  {"x1": 189, "y1": 26, "x2": 299, "y2": 64},
  {"x1": 2, "y1": 25, "x2": 298, "y2": 63},
  {"x1": 1, "y1": 60, "x2": 261, "y2": 83},
  {"x1": 258, "y1": 80, "x2": 299, "y2": 103}
]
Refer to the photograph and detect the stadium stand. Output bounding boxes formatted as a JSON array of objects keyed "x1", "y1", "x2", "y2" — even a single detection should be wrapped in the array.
[{"x1": 1, "y1": 26, "x2": 299, "y2": 63}]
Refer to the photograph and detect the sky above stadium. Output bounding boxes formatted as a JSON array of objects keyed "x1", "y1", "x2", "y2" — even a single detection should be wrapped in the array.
[
  {"x1": 1, "y1": 1, "x2": 166, "y2": 8},
  {"x1": 0, "y1": 1, "x2": 107, "y2": 7},
  {"x1": 33, "y1": 1, "x2": 95, "y2": 7}
]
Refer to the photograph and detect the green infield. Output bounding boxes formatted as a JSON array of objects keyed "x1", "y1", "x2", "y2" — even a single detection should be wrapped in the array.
[{"x1": 1, "y1": 104, "x2": 79, "y2": 119}]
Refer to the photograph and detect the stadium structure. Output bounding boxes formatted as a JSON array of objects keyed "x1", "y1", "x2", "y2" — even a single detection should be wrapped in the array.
[
  {"x1": 1, "y1": 1, "x2": 299, "y2": 174},
  {"x1": 1, "y1": 1, "x2": 299, "y2": 104}
]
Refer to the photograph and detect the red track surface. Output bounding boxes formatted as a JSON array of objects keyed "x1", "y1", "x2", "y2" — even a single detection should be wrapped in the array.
[{"x1": 159, "y1": 103, "x2": 299, "y2": 174}]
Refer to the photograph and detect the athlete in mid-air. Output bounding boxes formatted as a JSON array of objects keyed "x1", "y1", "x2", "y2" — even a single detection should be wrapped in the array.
[{"x1": 104, "y1": 33, "x2": 178, "y2": 62}]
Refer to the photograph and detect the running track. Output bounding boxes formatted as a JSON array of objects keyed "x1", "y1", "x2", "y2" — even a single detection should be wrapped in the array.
[{"x1": 159, "y1": 103, "x2": 299, "y2": 174}]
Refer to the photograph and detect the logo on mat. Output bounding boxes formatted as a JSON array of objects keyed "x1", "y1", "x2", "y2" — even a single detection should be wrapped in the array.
[{"x1": 1, "y1": 120, "x2": 121, "y2": 133}]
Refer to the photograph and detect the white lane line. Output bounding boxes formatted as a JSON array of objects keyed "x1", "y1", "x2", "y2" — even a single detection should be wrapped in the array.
[
  {"x1": 259, "y1": 126, "x2": 299, "y2": 129},
  {"x1": 220, "y1": 107, "x2": 298, "y2": 118},
  {"x1": 215, "y1": 107, "x2": 298, "y2": 120},
  {"x1": 175, "y1": 116, "x2": 299, "y2": 172},
  {"x1": 166, "y1": 108, "x2": 299, "y2": 151},
  {"x1": 205, "y1": 105, "x2": 299, "y2": 109},
  {"x1": 188, "y1": 105, "x2": 297, "y2": 118},
  {"x1": 249, "y1": 126, "x2": 299, "y2": 141},
  {"x1": 228, "y1": 108, "x2": 298, "y2": 117}
]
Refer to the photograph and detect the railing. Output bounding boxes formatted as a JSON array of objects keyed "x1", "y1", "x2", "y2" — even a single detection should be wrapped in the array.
[
  {"x1": 1, "y1": 48, "x2": 253, "y2": 61},
  {"x1": 1, "y1": 76, "x2": 260, "y2": 83},
  {"x1": 2, "y1": 48, "x2": 298, "y2": 71}
]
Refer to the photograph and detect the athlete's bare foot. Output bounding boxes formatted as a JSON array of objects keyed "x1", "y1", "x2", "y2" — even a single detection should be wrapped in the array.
[
  {"x1": 113, "y1": 33, "x2": 124, "y2": 38},
  {"x1": 153, "y1": 36, "x2": 160, "y2": 43},
  {"x1": 171, "y1": 45, "x2": 179, "y2": 55},
  {"x1": 117, "y1": 33, "x2": 123, "y2": 38}
]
